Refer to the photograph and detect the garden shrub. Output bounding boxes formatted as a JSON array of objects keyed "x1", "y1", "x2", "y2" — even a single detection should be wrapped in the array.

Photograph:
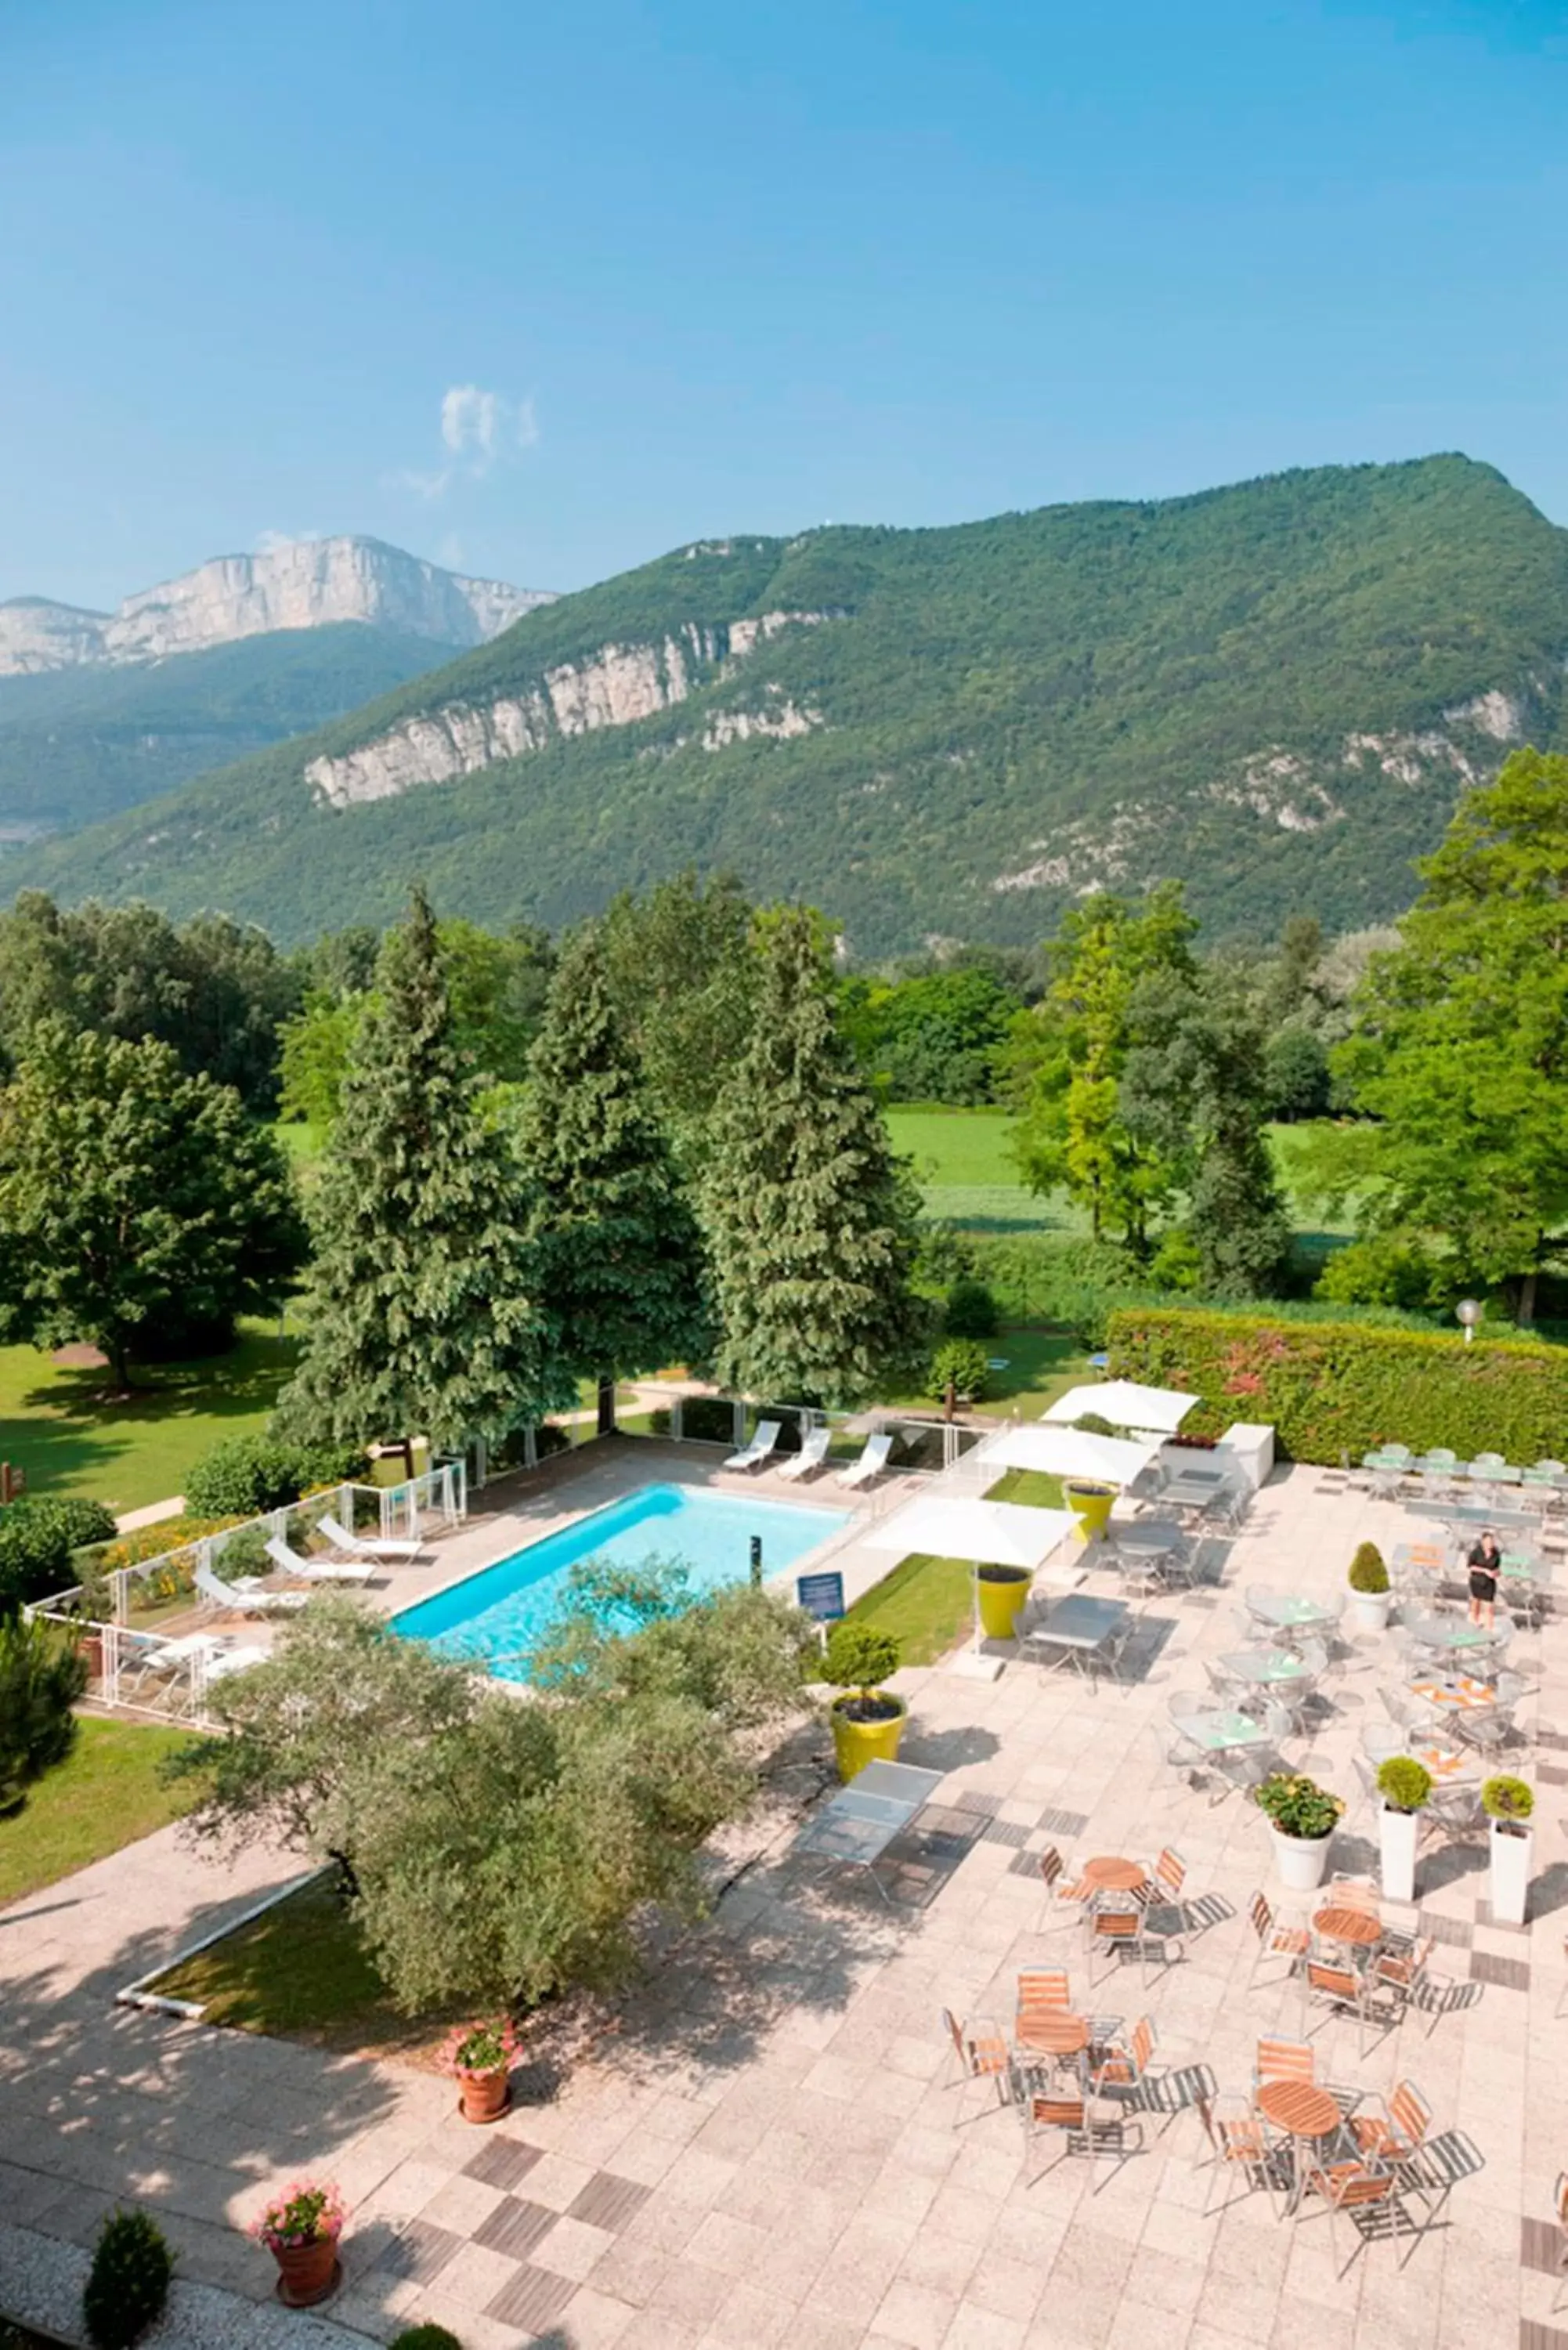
[
  {"x1": 81, "y1": 2209, "x2": 174, "y2": 2349},
  {"x1": 930, "y1": 1337, "x2": 990, "y2": 1401},
  {"x1": 1347, "y1": 1542, "x2": 1389, "y2": 1594},
  {"x1": 0, "y1": 1495, "x2": 120, "y2": 1616},
  {"x1": 649, "y1": 1397, "x2": 735, "y2": 1444},
  {"x1": 1376, "y1": 1756, "x2": 1433, "y2": 1812},
  {"x1": 1107, "y1": 1306, "x2": 1568, "y2": 1464},
  {"x1": 184, "y1": 1434, "x2": 361, "y2": 1518},
  {"x1": 0, "y1": 1614, "x2": 89, "y2": 1806},
  {"x1": 390, "y1": 2330, "x2": 467, "y2": 2350},
  {"x1": 943, "y1": 1278, "x2": 1000, "y2": 1340}
]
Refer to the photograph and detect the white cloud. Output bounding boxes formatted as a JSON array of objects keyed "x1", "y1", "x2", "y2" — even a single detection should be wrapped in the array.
[{"x1": 388, "y1": 385, "x2": 540, "y2": 503}]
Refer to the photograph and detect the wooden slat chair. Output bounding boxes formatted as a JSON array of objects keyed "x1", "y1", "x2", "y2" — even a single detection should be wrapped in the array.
[
  {"x1": 1036, "y1": 1844, "x2": 1092, "y2": 1933},
  {"x1": 1253, "y1": 2037, "x2": 1317, "y2": 2098},
  {"x1": 1301, "y1": 2155, "x2": 1401, "y2": 2275},
  {"x1": 1555, "y1": 2172, "x2": 1568, "y2": 2308},
  {"x1": 1020, "y1": 2085, "x2": 1143, "y2": 2189},
  {"x1": 940, "y1": 2008, "x2": 1010, "y2": 2124},
  {"x1": 1199, "y1": 2091, "x2": 1287, "y2": 2218},
  {"x1": 1353, "y1": 2080, "x2": 1433, "y2": 2167},
  {"x1": 1015, "y1": 1968, "x2": 1071, "y2": 2032},
  {"x1": 1090, "y1": 2014, "x2": 1155, "y2": 2097},
  {"x1": 1304, "y1": 1957, "x2": 1382, "y2": 2056},
  {"x1": 1245, "y1": 1889, "x2": 1310, "y2": 1991}
]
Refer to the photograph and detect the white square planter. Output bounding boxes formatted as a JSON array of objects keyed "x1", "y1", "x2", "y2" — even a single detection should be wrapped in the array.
[
  {"x1": 1378, "y1": 1805, "x2": 1418, "y2": 1904},
  {"x1": 1489, "y1": 1819, "x2": 1533, "y2": 1926}
]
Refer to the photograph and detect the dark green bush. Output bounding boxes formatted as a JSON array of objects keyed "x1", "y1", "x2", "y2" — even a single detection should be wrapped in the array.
[
  {"x1": 81, "y1": 2209, "x2": 174, "y2": 2349},
  {"x1": 823, "y1": 1622, "x2": 901, "y2": 1691},
  {"x1": 1108, "y1": 1306, "x2": 1568, "y2": 1464},
  {"x1": 1347, "y1": 1542, "x2": 1389, "y2": 1594},
  {"x1": 0, "y1": 1495, "x2": 119, "y2": 1617},
  {"x1": 649, "y1": 1397, "x2": 736, "y2": 1444},
  {"x1": 0, "y1": 1614, "x2": 89, "y2": 1806},
  {"x1": 944, "y1": 1278, "x2": 1000, "y2": 1340},
  {"x1": 184, "y1": 1434, "x2": 360, "y2": 1519},
  {"x1": 390, "y1": 2329, "x2": 466, "y2": 2350}
]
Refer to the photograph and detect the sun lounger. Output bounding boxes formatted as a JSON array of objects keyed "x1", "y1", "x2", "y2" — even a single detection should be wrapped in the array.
[
  {"x1": 195, "y1": 1562, "x2": 309, "y2": 1616},
  {"x1": 265, "y1": 1534, "x2": 378, "y2": 1585},
  {"x1": 778, "y1": 1427, "x2": 832, "y2": 1481},
  {"x1": 836, "y1": 1432, "x2": 893, "y2": 1490},
  {"x1": 724, "y1": 1419, "x2": 782, "y2": 1472},
  {"x1": 314, "y1": 1511, "x2": 425, "y2": 1563},
  {"x1": 204, "y1": 1644, "x2": 269, "y2": 1685}
]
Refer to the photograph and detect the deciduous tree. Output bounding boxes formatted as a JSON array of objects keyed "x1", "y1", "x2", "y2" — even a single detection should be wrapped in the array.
[{"x1": 0, "y1": 1023, "x2": 305, "y2": 1386}]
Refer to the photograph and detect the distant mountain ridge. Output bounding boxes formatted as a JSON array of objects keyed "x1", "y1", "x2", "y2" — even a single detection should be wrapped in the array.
[
  {"x1": 0, "y1": 535, "x2": 553, "y2": 674},
  {"x1": 10, "y1": 457, "x2": 1568, "y2": 949}
]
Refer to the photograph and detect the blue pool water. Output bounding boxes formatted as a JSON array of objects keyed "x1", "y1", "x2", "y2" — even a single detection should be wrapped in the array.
[{"x1": 390, "y1": 1481, "x2": 849, "y2": 1681}]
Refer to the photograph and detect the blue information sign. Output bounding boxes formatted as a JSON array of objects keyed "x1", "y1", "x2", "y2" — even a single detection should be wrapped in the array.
[{"x1": 797, "y1": 1569, "x2": 846, "y2": 1623}]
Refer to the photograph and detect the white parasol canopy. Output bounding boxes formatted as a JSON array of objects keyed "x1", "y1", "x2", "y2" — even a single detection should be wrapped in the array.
[
  {"x1": 862, "y1": 1496, "x2": 1078, "y2": 1568},
  {"x1": 1043, "y1": 1379, "x2": 1197, "y2": 1436},
  {"x1": 980, "y1": 1423, "x2": 1162, "y2": 1487}
]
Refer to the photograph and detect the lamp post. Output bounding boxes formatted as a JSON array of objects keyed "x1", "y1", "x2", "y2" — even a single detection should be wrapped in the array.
[{"x1": 1456, "y1": 1299, "x2": 1483, "y2": 1347}]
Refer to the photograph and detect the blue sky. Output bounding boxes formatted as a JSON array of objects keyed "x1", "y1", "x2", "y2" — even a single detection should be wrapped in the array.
[{"x1": 2, "y1": 0, "x2": 1565, "y2": 607}]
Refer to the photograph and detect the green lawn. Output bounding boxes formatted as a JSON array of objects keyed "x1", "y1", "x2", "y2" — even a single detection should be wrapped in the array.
[
  {"x1": 889, "y1": 1323, "x2": 1093, "y2": 1418},
  {"x1": 885, "y1": 1106, "x2": 1066, "y2": 1235},
  {"x1": 0, "y1": 1318, "x2": 301, "y2": 1515},
  {"x1": 0, "y1": 1718, "x2": 196, "y2": 1907},
  {"x1": 152, "y1": 1874, "x2": 457, "y2": 2058},
  {"x1": 825, "y1": 1463, "x2": 1071, "y2": 1668}
]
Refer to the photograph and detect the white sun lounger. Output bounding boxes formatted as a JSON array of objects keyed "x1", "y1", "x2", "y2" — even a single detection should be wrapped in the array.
[
  {"x1": 778, "y1": 1426, "x2": 832, "y2": 1481},
  {"x1": 315, "y1": 1511, "x2": 425, "y2": 1564},
  {"x1": 195, "y1": 1562, "x2": 309, "y2": 1616},
  {"x1": 836, "y1": 1432, "x2": 893, "y2": 1490},
  {"x1": 724, "y1": 1419, "x2": 782, "y2": 1472},
  {"x1": 204, "y1": 1644, "x2": 269, "y2": 1685},
  {"x1": 265, "y1": 1535, "x2": 378, "y2": 1585}
]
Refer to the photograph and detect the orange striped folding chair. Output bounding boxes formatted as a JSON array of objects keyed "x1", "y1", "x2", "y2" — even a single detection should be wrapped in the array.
[
  {"x1": 1245, "y1": 1890, "x2": 1310, "y2": 1990},
  {"x1": 940, "y1": 2008, "x2": 1010, "y2": 2124},
  {"x1": 1301, "y1": 2156, "x2": 1400, "y2": 2275}
]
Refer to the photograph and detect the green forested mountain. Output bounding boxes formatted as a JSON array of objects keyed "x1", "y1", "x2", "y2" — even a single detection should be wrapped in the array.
[
  {"x1": 0, "y1": 624, "x2": 475, "y2": 838},
  {"x1": 13, "y1": 456, "x2": 1568, "y2": 949}
]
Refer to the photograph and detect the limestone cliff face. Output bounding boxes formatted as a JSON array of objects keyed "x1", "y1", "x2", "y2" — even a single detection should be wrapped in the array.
[
  {"x1": 305, "y1": 611, "x2": 833, "y2": 808},
  {"x1": 0, "y1": 538, "x2": 552, "y2": 676}
]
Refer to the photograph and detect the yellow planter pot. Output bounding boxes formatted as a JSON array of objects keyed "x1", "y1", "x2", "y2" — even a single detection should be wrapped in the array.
[
  {"x1": 974, "y1": 1567, "x2": 1031, "y2": 1639},
  {"x1": 1064, "y1": 1483, "x2": 1115, "y2": 1541},
  {"x1": 831, "y1": 1695, "x2": 908, "y2": 1781}
]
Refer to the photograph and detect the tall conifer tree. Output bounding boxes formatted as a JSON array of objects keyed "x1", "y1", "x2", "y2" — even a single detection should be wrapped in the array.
[
  {"x1": 275, "y1": 888, "x2": 568, "y2": 1454},
  {"x1": 701, "y1": 909, "x2": 925, "y2": 1405},
  {"x1": 518, "y1": 929, "x2": 710, "y2": 1434}
]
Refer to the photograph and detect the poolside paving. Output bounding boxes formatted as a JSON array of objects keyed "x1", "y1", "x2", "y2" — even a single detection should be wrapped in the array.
[{"x1": 3, "y1": 1452, "x2": 1568, "y2": 2350}]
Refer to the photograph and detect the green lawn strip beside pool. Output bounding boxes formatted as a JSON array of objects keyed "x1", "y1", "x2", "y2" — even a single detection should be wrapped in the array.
[
  {"x1": 982, "y1": 1467, "x2": 1067, "y2": 1509},
  {"x1": 150, "y1": 1875, "x2": 457, "y2": 2058},
  {"x1": 0, "y1": 1318, "x2": 300, "y2": 1515},
  {"x1": 0, "y1": 1718, "x2": 196, "y2": 1907}
]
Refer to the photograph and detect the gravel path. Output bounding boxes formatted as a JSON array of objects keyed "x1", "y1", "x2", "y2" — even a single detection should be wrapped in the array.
[{"x1": 0, "y1": 2223, "x2": 381, "y2": 2350}]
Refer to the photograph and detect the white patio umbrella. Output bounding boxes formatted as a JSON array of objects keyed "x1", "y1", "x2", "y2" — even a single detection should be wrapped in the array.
[
  {"x1": 862, "y1": 1495, "x2": 1080, "y2": 1672},
  {"x1": 978, "y1": 1423, "x2": 1162, "y2": 1487},
  {"x1": 862, "y1": 1495, "x2": 1078, "y2": 1567},
  {"x1": 1042, "y1": 1379, "x2": 1197, "y2": 1436}
]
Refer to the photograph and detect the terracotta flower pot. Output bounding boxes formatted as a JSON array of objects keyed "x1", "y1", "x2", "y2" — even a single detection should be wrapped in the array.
[
  {"x1": 457, "y1": 2064, "x2": 511, "y2": 2124},
  {"x1": 271, "y1": 2235, "x2": 340, "y2": 2307}
]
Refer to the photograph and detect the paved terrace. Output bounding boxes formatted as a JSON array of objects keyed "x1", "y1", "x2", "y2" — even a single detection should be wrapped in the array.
[{"x1": 3, "y1": 1455, "x2": 1567, "y2": 2350}]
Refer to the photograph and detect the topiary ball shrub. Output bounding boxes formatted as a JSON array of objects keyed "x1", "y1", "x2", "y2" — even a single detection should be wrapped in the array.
[
  {"x1": 822, "y1": 1622, "x2": 902, "y2": 1720},
  {"x1": 82, "y1": 2209, "x2": 174, "y2": 2349},
  {"x1": 944, "y1": 1278, "x2": 1000, "y2": 1340},
  {"x1": 390, "y1": 2330, "x2": 467, "y2": 2350},
  {"x1": 930, "y1": 1337, "x2": 989, "y2": 1404},
  {"x1": 1482, "y1": 1774, "x2": 1534, "y2": 1824},
  {"x1": 1376, "y1": 1755, "x2": 1433, "y2": 1812},
  {"x1": 1347, "y1": 1542, "x2": 1389, "y2": 1595}
]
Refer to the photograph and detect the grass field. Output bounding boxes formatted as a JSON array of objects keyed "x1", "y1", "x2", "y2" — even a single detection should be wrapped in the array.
[
  {"x1": 0, "y1": 1318, "x2": 300, "y2": 1514},
  {"x1": 0, "y1": 1718, "x2": 196, "y2": 1907},
  {"x1": 889, "y1": 1323, "x2": 1092, "y2": 1418}
]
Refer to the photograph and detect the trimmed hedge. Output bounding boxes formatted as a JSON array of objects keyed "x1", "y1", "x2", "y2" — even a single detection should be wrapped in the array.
[
  {"x1": 184, "y1": 1434, "x2": 363, "y2": 1519},
  {"x1": 1108, "y1": 1306, "x2": 1568, "y2": 1464},
  {"x1": 0, "y1": 1495, "x2": 120, "y2": 1617}
]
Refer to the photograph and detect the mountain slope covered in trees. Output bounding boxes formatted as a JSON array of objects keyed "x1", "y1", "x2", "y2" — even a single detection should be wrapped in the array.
[{"x1": 12, "y1": 455, "x2": 1568, "y2": 949}]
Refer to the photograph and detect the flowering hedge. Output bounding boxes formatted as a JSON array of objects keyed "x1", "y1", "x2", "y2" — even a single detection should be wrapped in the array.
[{"x1": 1107, "y1": 1307, "x2": 1568, "y2": 1464}]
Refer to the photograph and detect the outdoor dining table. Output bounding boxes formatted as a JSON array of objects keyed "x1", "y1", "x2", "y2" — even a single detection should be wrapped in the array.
[
  {"x1": 1111, "y1": 1523, "x2": 1183, "y2": 1560},
  {"x1": 1169, "y1": 1703, "x2": 1272, "y2": 1754},
  {"x1": 1410, "y1": 1741, "x2": 1479, "y2": 1784},
  {"x1": 1312, "y1": 1904, "x2": 1383, "y2": 1949},
  {"x1": 1015, "y1": 2009, "x2": 1090, "y2": 2056},
  {"x1": 1407, "y1": 1615, "x2": 1501, "y2": 1657},
  {"x1": 1160, "y1": 1476, "x2": 1237, "y2": 1516},
  {"x1": 1217, "y1": 1646, "x2": 1311, "y2": 1687},
  {"x1": 1409, "y1": 1673, "x2": 1496, "y2": 1713},
  {"x1": 1026, "y1": 1594, "x2": 1129, "y2": 1675},
  {"x1": 1255, "y1": 2077, "x2": 1346, "y2": 2210},
  {"x1": 1245, "y1": 1592, "x2": 1336, "y2": 1636},
  {"x1": 1408, "y1": 1501, "x2": 1538, "y2": 1536},
  {"x1": 1079, "y1": 1856, "x2": 1147, "y2": 1892}
]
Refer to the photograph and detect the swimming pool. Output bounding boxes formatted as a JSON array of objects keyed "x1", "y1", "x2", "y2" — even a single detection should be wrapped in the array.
[{"x1": 390, "y1": 1481, "x2": 850, "y2": 1681}]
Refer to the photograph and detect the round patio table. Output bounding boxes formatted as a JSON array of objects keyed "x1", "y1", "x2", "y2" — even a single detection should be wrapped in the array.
[
  {"x1": 1256, "y1": 2077, "x2": 1342, "y2": 2209},
  {"x1": 1311, "y1": 1905, "x2": 1382, "y2": 1947},
  {"x1": 1218, "y1": 1647, "x2": 1308, "y2": 1687},
  {"x1": 1016, "y1": 2011, "x2": 1089, "y2": 2055},
  {"x1": 1080, "y1": 1856, "x2": 1146, "y2": 1892}
]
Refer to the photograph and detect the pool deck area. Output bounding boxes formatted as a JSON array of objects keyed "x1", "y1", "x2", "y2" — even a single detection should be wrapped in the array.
[{"x1": 7, "y1": 1449, "x2": 1568, "y2": 2349}]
